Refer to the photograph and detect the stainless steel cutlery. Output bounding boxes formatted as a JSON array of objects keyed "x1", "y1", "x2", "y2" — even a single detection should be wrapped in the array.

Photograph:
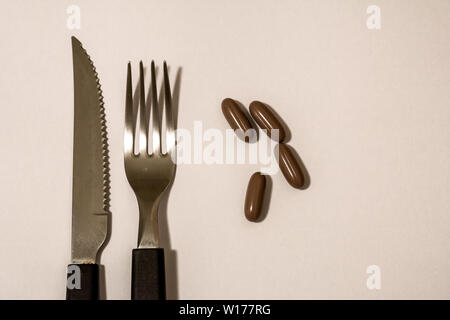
[
  {"x1": 124, "y1": 61, "x2": 176, "y2": 300},
  {"x1": 66, "y1": 36, "x2": 110, "y2": 300},
  {"x1": 66, "y1": 35, "x2": 176, "y2": 300}
]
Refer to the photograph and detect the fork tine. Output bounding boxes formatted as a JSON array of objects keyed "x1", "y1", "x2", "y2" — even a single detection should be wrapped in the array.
[
  {"x1": 138, "y1": 61, "x2": 148, "y2": 154},
  {"x1": 151, "y1": 61, "x2": 160, "y2": 154},
  {"x1": 124, "y1": 62, "x2": 135, "y2": 156},
  {"x1": 163, "y1": 61, "x2": 175, "y2": 156}
]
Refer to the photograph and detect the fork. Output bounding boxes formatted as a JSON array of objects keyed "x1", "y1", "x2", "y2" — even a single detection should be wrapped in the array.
[{"x1": 124, "y1": 60, "x2": 176, "y2": 300}]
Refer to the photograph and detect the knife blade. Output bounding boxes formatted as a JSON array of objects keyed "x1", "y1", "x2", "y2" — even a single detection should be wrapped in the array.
[{"x1": 66, "y1": 36, "x2": 110, "y2": 300}]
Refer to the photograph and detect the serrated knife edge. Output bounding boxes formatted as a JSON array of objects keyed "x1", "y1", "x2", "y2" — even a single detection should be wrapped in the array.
[
  {"x1": 70, "y1": 36, "x2": 110, "y2": 264},
  {"x1": 72, "y1": 37, "x2": 111, "y2": 210}
]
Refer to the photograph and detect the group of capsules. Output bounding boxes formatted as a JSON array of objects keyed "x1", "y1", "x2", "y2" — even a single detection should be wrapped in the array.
[{"x1": 221, "y1": 98, "x2": 306, "y2": 222}]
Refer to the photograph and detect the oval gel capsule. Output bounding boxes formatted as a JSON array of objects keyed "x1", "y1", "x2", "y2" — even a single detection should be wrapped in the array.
[
  {"x1": 244, "y1": 172, "x2": 267, "y2": 222},
  {"x1": 276, "y1": 144, "x2": 304, "y2": 189},
  {"x1": 221, "y1": 98, "x2": 256, "y2": 142},
  {"x1": 249, "y1": 101, "x2": 286, "y2": 142}
]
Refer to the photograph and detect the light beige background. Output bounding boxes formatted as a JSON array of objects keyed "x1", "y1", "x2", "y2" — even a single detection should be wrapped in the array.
[{"x1": 0, "y1": 0, "x2": 449, "y2": 299}]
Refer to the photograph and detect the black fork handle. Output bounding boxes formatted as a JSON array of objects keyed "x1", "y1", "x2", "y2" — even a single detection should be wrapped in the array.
[{"x1": 131, "y1": 248, "x2": 166, "y2": 300}]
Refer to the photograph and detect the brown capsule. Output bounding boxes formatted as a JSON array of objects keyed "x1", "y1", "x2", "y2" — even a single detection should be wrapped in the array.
[
  {"x1": 244, "y1": 172, "x2": 267, "y2": 222},
  {"x1": 276, "y1": 144, "x2": 304, "y2": 189},
  {"x1": 221, "y1": 98, "x2": 255, "y2": 142},
  {"x1": 249, "y1": 101, "x2": 286, "y2": 142}
]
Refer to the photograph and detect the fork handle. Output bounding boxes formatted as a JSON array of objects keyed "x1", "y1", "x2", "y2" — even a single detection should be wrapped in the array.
[
  {"x1": 131, "y1": 248, "x2": 166, "y2": 300},
  {"x1": 66, "y1": 264, "x2": 99, "y2": 300}
]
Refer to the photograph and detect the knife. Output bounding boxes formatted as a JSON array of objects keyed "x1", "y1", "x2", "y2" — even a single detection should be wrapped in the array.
[{"x1": 66, "y1": 36, "x2": 110, "y2": 300}]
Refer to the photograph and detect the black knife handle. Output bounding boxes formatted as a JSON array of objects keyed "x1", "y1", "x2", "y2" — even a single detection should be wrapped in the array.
[
  {"x1": 66, "y1": 264, "x2": 99, "y2": 300},
  {"x1": 131, "y1": 248, "x2": 166, "y2": 300}
]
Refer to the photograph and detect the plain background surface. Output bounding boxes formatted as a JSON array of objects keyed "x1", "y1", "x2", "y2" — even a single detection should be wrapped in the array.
[{"x1": 0, "y1": 0, "x2": 449, "y2": 299}]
